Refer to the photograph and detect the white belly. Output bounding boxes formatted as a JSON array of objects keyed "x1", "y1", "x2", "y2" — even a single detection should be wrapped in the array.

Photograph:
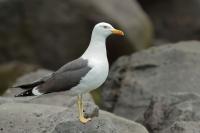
[{"x1": 69, "y1": 59, "x2": 109, "y2": 95}]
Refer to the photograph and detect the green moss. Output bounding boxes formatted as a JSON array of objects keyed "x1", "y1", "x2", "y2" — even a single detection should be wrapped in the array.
[
  {"x1": 90, "y1": 88, "x2": 102, "y2": 106},
  {"x1": 0, "y1": 62, "x2": 38, "y2": 95}
]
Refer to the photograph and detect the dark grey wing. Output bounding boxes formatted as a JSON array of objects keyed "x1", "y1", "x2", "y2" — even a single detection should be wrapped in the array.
[
  {"x1": 56, "y1": 58, "x2": 90, "y2": 73},
  {"x1": 36, "y1": 58, "x2": 91, "y2": 94},
  {"x1": 13, "y1": 73, "x2": 52, "y2": 89}
]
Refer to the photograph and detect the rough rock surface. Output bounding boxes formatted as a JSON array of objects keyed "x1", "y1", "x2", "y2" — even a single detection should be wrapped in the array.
[
  {"x1": 144, "y1": 93, "x2": 200, "y2": 133},
  {"x1": 0, "y1": 0, "x2": 152, "y2": 69},
  {"x1": 138, "y1": 0, "x2": 200, "y2": 43},
  {"x1": 101, "y1": 41, "x2": 200, "y2": 121},
  {"x1": 162, "y1": 121, "x2": 200, "y2": 133},
  {"x1": 0, "y1": 103, "x2": 148, "y2": 133}
]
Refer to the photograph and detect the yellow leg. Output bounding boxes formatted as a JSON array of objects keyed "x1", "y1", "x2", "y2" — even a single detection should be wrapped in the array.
[{"x1": 77, "y1": 94, "x2": 91, "y2": 124}]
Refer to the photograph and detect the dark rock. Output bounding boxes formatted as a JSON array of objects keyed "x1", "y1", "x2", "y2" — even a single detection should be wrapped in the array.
[
  {"x1": 101, "y1": 41, "x2": 200, "y2": 121},
  {"x1": 100, "y1": 56, "x2": 130, "y2": 111},
  {"x1": 0, "y1": 103, "x2": 149, "y2": 133},
  {"x1": 0, "y1": 0, "x2": 153, "y2": 69},
  {"x1": 138, "y1": 0, "x2": 200, "y2": 42},
  {"x1": 144, "y1": 93, "x2": 200, "y2": 133}
]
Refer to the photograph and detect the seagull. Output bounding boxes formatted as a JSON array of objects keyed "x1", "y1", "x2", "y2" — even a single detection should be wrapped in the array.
[{"x1": 14, "y1": 22, "x2": 124, "y2": 123}]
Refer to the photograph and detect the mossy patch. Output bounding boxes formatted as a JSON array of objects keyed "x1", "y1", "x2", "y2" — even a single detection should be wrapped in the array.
[
  {"x1": 90, "y1": 88, "x2": 102, "y2": 107},
  {"x1": 0, "y1": 62, "x2": 39, "y2": 95}
]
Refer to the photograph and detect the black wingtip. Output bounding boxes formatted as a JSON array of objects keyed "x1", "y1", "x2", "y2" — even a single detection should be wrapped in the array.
[
  {"x1": 15, "y1": 89, "x2": 34, "y2": 97},
  {"x1": 11, "y1": 84, "x2": 28, "y2": 89},
  {"x1": 12, "y1": 80, "x2": 44, "y2": 90}
]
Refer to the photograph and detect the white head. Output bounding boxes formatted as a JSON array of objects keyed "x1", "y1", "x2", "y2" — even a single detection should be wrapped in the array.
[
  {"x1": 92, "y1": 22, "x2": 124, "y2": 38},
  {"x1": 82, "y1": 22, "x2": 124, "y2": 58}
]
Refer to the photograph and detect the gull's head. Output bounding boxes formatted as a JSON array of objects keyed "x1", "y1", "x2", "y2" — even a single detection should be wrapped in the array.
[{"x1": 92, "y1": 22, "x2": 124, "y2": 38}]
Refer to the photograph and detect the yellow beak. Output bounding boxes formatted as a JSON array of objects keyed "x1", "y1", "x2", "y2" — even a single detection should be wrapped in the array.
[{"x1": 112, "y1": 29, "x2": 124, "y2": 36}]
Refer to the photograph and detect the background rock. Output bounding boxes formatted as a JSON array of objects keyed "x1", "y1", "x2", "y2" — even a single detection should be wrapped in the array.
[
  {"x1": 101, "y1": 41, "x2": 200, "y2": 122},
  {"x1": 0, "y1": 62, "x2": 39, "y2": 95},
  {"x1": 0, "y1": 0, "x2": 153, "y2": 69},
  {"x1": 138, "y1": 0, "x2": 200, "y2": 43},
  {"x1": 0, "y1": 103, "x2": 148, "y2": 133},
  {"x1": 144, "y1": 93, "x2": 200, "y2": 133}
]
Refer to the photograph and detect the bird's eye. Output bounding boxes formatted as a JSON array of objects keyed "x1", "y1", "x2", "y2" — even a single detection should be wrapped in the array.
[{"x1": 103, "y1": 26, "x2": 108, "y2": 29}]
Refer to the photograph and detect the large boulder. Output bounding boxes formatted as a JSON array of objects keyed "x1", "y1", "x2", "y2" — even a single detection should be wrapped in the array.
[
  {"x1": 0, "y1": 0, "x2": 153, "y2": 69},
  {"x1": 138, "y1": 0, "x2": 200, "y2": 43},
  {"x1": 0, "y1": 103, "x2": 148, "y2": 133},
  {"x1": 101, "y1": 41, "x2": 200, "y2": 121}
]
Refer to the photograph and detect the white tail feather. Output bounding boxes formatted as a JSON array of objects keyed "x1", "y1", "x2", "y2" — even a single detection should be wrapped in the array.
[{"x1": 32, "y1": 87, "x2": 43, "y2": 96}]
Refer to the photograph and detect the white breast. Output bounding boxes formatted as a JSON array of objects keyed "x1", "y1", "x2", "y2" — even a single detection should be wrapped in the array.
[
  {"x1": 69, "y1": 58, "x2": 109, "y2": 95},
  {"x1": 70, "y1": 32, "x2": 109, "y2": 95}
]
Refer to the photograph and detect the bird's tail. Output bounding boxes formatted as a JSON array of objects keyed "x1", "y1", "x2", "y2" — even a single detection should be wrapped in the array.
[
  {"x1": 12, "y1": 80, "x2": 44, "y2": 90},
  {"x1": 15, "y1": 89, "x2": 34, "y2": 97},
  {"x1": 13, "y1": 80, "x2": 45, "y2": 97}
]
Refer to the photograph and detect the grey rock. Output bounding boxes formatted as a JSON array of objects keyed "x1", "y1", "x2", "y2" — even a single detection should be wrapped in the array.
[
  {"x1": 0, "y1": 103, "x2": 148, "y2": 133},
  {"x1": 138, "y1": 0, "x2": 200, "y2": 42},
  {"x1": 101, "y1": 41, "x2": 200, "y2": 121},
  {"x1": 0, "y1": 96, "x2": 99, "y2": 119},
  {"x1": 0, "y1": 0, "x2": 153, "y2": 69},
  {"x1": 144, "y1": 93, "x2": 200, "y2": 133},
  {"x1": 53, "y1": 111, "x2": 148, "y2": 133},
  {"x1": 162, "y1": 121, "x2": 200, "y2": 133}
]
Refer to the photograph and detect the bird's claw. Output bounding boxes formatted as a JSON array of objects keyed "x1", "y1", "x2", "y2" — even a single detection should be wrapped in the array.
[{"x1": 79, "y1": 117, "x2": 91, "y2": 124}]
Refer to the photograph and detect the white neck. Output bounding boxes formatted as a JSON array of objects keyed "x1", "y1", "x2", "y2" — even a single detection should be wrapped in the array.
[{"x1": 81, "y1": 31, "x2": 107, "y2": 60}]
